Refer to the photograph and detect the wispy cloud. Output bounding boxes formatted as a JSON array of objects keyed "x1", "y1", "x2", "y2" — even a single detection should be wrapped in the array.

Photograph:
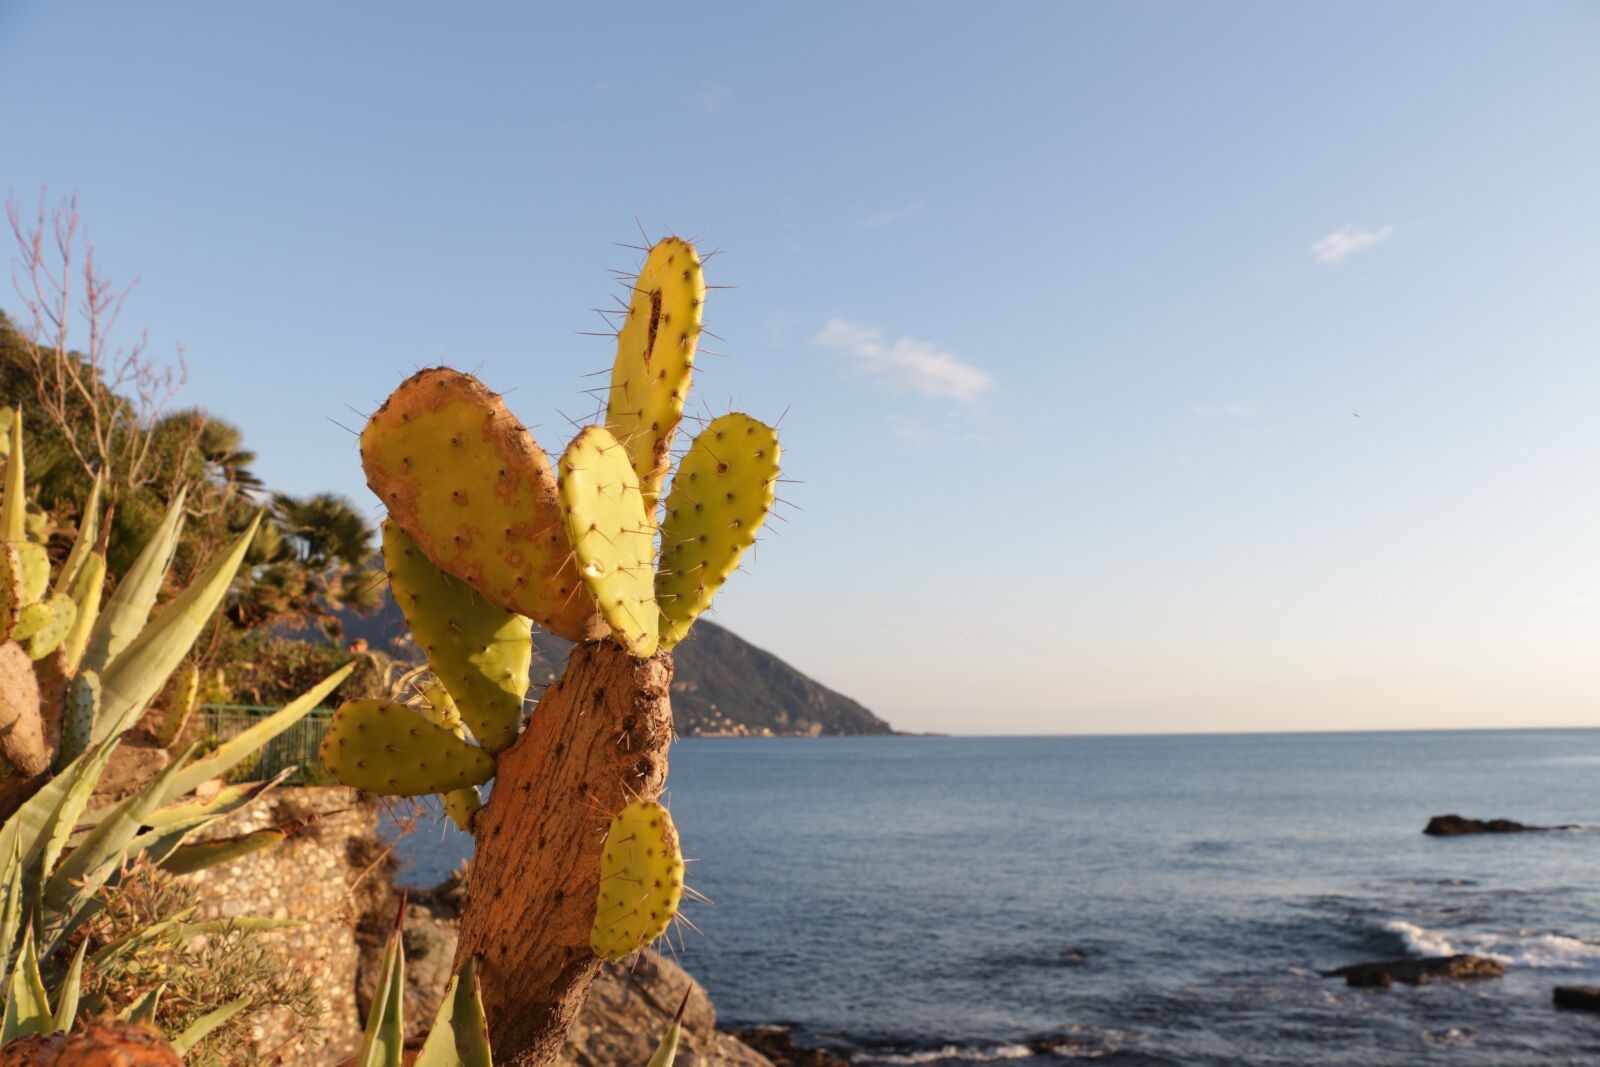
[
  {"x1": 816, "y1": 319, "x2": 993, "y2": 401},
  {"x1": 696, "y1": 81, "x2": 728, "y2": 114},
  {"x1": 1192, "y1": 403, "x2": 1260, "y2": 418},
  {"x1": 859, "y1": 202, "x2": 923, "y2": 229},
  {"x1": 1311, "y1": 224, "x2": 1396, "y2": 265}
]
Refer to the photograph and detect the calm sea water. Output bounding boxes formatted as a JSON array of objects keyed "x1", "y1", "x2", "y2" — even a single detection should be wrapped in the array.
[{"x1": 389, "y1": 731, "x2": 1600, "y2": 1065}]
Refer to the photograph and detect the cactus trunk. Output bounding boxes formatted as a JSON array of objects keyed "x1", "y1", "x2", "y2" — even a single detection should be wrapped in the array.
[{"x1": 452, "y1": 640, "x2": 674, "y2": 1065}]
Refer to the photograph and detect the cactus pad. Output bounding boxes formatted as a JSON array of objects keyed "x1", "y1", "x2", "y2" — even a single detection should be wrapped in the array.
[
  {"x1": 19, "y1": 592, "x2": 76, "y2": 660},
  {"x1": 558, "y1": 426, "x2": 659, "y2": 657},
  {"x1": 13, "y1": 541, "x2": 49, "y2": 604},
  {"x1": 590, "y1": 797, "x2": 684, "y2": 961},
  {"x1": 606, "y1": 236, "x2": 706, "y2": 517},
  {"x1": 0, "y1": 541, "x2": 19, "y2": 642},
  {"x1": 320, "y1": 699, "x2": 496, "y2": 797},
  {"x1": 156, "y1": 665, "x2": 201, "y2": 747},
  {"x1": 383, "y1": 521, "x2": 530, "y2": 753},
  {"x1": 60, "y1": 671, "x2": 100, "y2": 766},
  {"x1": 361, "y1": 368, "x2": 603, "y2": 642},
  {"x1": 443, "y1": 786, "x2": 482, "y2": 832},
  {"x1": 656, "y1": 414, "x2": 780, "y2": 650}
]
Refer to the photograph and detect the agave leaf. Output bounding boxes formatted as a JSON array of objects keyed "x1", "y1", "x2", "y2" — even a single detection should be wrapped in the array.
[
  {"x1": 74, "y1": 771, "x2": 286, "y2": 836},
  {"x1": 1, "y1": 409, "x2": 24, "y2": 544},
  {"x1": 171, "y1": 995, "x2": 251, "y2": 1056},
  {"x1": 160, "y1": 829, "x2": 286, "y2": 876},
  {"x1": 120, "y1": 982, "x2": 164, "y2": 1024},
  {"x1": 645, "y1": 990, "x2": 690, "y2": 1067},
  {"x1": 43, "y1": 746, "x2": 197, "y2": 920},
  {"x1": 59, "y1": 552, "x2": 105, "y2": 675},
  {"x1": 0, "y1": 924, "x2": 52, "y2": 1040},
  {"x1": 81, "y1": 486, "x2": 189, "y2": 675},
  {"x1": 95, "y1": 512, "x2": 260, "y2": 744},
  {"x1": 355, "y1": 908, "x2": 407, "y2": 1067},
  {"x1": 415, "y1": 956, "x2": 493, "y2": 1067},
  {"x1": 28, "y1": 738, "x2": 121, "y2": 927},
  {"x1": 54, "y1": 471, "x2": 103, "y2": 596},
  {"x1": 154, "y1": 664, "x2": 352, "y2": 805},
  {"x1": 51, "y1": 939, "x2": 88, "y2": 1032},
  {"x1": 0, "y1": 839, "x2": 20, "y2": 982}
]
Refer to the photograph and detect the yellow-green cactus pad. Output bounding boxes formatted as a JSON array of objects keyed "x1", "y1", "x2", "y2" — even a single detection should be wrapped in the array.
[
  {"x1": 417, "y1": 679, "x2": 462, "y2": 733},
  {"x1": 656, "y1": 414, "x2": 780, "y2": 650},
  {"x1": 319, "y1": 698, "x2": 496, "y2": 797},
  {"x1": 557, "y1": 426, "x2": 659, "y2": 657},
  {"x1": 605, "y1": 237, "x2": 706, "y2": 517},
  {"x1": 19, "y1": 592, "x2": 76, "y2": 660},
  {"x1": 442, "y1": 786, "x2": 482, "y2": 832},
  {"x1": 361, "y1": 368, "x2": 604, "y2": 642},
  {"x1": 590, "y1": 797, "x2": 684, "y2": 961},
  {"x1": 0, "y1": 542, "x2": 20, "y2": 642},
  {"x1": 383, "y1": 521, "x2": 530, "y2": 753},
  {"x1": 13, "y1": 541, "x2": 49, "y2": 604}
]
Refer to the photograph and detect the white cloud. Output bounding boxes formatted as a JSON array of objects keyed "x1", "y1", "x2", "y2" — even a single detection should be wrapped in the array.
[
  {"x1": 816, "y1": 319, "x2": 993, "y2": 401},
  {"x1": 1193, "y1": 403, "x2": 1260, "y2": 418},
  {"x1": 1311, "y1": 225, "x2": 1396, "y2": 264}
]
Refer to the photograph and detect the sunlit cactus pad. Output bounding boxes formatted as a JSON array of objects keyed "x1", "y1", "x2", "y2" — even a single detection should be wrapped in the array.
[
  {"x1": 320, "y1": 698, "x2": 496, "y2": 796},
  {"x1": 558, "y1": 426, "x2": 659, "y2": 657},
  {"x1": 360, "y1": 367, "x2": 603, "y2": 642},
  {"x1": 657, "y1": 413, "x2": 780, "y2": 650},
  {"x1": 590, "y1": 797, "x2": 684, "y2": 961},
  {"x1": 606, "y1": 235, "x2": 706, "y2": 516}
]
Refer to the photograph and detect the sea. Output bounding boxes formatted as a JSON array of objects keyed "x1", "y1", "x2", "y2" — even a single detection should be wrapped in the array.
[{"x1": 386, "y1": 731, "x2": 1600, "y2": 1066}]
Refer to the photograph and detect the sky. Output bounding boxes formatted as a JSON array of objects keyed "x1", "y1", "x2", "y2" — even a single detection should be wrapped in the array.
[{"x1": 2, "y1": 2, "x2": 1599, "y2": 736}]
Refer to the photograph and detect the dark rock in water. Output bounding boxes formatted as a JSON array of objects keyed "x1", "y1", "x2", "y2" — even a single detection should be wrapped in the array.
[
  {"x1": 729, "y1": 1028, "x2": 850, "y2": 1067},
  {"x1": 1423, "y1": 814, "x2": 1576, "y2": 835},
  {"x1": 1553, "y1": 986, "x2": 1600, "y2": 1011},
  {"x1": 1324, "y1": 955, "x2": 1505, "y2": 988}
]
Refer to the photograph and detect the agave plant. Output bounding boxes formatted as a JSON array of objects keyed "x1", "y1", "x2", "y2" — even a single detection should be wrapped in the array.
[{"x1": 0, "y1": 668, "x2": 350, "y2": 1056}]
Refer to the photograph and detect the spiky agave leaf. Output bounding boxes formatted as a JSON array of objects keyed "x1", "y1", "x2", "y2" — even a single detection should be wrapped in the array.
[
  {"x1": 80, "y1": 486, "x2": 189, "y2": 675},
  {"x1": 414, "y1": 957, "x2": 493, "y2": 1067}
]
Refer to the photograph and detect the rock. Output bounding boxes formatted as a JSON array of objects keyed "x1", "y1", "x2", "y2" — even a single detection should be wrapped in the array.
[
  {"x1": 1324, "y1": 955, "x2": 1505, "y2": 987},
  {"x1": 727, "y1": 1029, "x2": 849, "y2": 1067},
  {"x1": 89, "y1": 729, "x2": 170, "y2": 804},
  {"x1": 558, "y1": 953, "x2": 772, "y2": 1067},
  {"x1": 1553, "y1": 986, "x2": 1600, "y2": 1011},
  {"x1": 362, "y1": 874, "x2": 771, "y2": 1066},
  {"x1": 1423, "y1": 814, "x2": 1575, "y2": 835}
]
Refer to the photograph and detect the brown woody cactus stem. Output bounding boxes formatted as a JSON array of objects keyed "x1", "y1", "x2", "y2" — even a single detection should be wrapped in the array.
[
  {"x1": 453, "y1": 640, "x2": 675, "y2": 1065},
  {"x1": 0, "y1": 641, "x2": 49, "y2": 775}
]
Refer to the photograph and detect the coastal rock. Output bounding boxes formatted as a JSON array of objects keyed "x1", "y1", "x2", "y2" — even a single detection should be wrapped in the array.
[
  {"x1": 359, "y1": 878, "x2": 771, "y2": 1066},
  {"x1": 558, "y1": 953, "x2": 772, "y2": 1067},
  {"x1": 1423, "y1": 814, "x2": 1574, "y2": 835},
  {"x1": 728, "y1": 1028, "x2": 849, "y2": 1067},
  {"x1": 1324, "y1": 955, "x2": 1505, "y2": 988},
  {"x1": 1553, "y1": 986, "x2": 1600, "y2": 1011}
]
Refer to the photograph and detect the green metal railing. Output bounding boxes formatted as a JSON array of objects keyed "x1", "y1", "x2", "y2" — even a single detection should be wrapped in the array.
[{"x1": 200, "y1": 704, "x2": 336, "y2": 783}]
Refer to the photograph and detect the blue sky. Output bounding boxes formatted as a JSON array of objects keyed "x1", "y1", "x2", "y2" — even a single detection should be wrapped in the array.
[{"x1": 3, "y1": 2, "x2": 1598, "y2": 734}]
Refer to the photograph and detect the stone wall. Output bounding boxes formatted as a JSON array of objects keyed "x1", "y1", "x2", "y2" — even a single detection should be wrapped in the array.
[
  {"x1": 183, "y1": 784, "x2": 783, "y2": 1066},
  {"x1": 181, "y1": 786, "x2": 389, "y2": 1065}
]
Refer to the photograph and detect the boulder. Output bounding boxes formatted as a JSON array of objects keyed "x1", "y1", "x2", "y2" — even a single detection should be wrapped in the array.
[
  {"x1": 1423, "y1": 814, "x2": 1575, "y2": 835},
  {"x1": 359, "y1": 880, "x2": 771, "y2": 1065},
  {"x1": 1324, "y1": 954, "x2": 1505, "y2": 988},
  {"x1": 1553, "y1": 986, "x2": 1600, "y2": 1011}
]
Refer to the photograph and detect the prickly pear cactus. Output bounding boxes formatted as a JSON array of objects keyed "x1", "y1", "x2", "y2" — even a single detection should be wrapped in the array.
[
  {"x1": 656, "y1": 413, "x2": 781, "y2": 650},
  {"x1": 383, "y1": 521, "x2": 530, "y2": 753},
  {"x1": 319, "y1": 699, "x2": 496, "y2": 796},
  {"x1": 605, "y1": 236, "x2": 706, "y2": 517},
  {"x1": 360, "y1": 368, "x2": 604, "y2": 643},
  {"x1": 591, "y1": 797, "x2": 684, "y2": 962},
  {"x1": 558, "y1": 426, "x2": 659, "y2": 658}
]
